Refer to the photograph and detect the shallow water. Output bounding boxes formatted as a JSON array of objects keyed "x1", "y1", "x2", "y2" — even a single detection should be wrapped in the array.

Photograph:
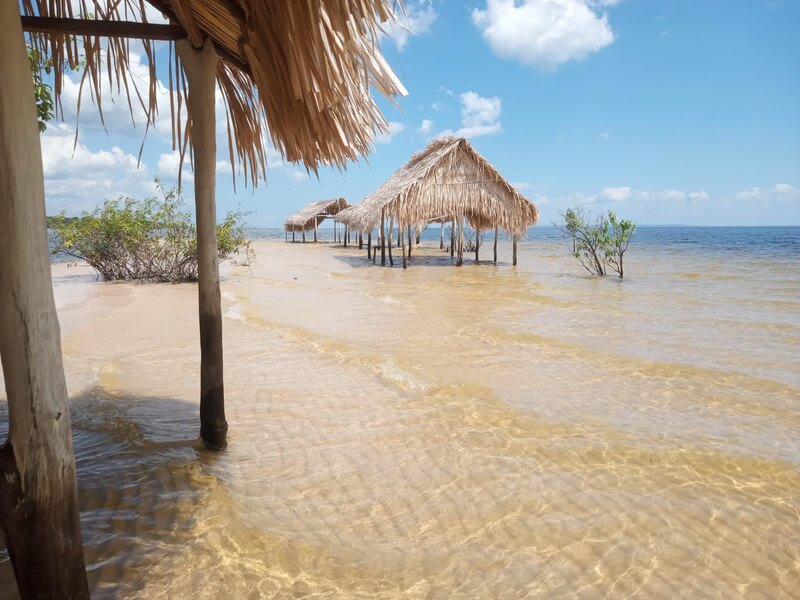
[{"x1": 2, "y1": 229, "x2": 800, "y2": 598}]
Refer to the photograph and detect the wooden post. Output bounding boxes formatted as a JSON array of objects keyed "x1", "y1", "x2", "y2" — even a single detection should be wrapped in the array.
[
  {"x1": 314, "y1": 218, "x2": 318, "y2": 243},
  {"x1": 302, "y1": 229, "x2": 306, "y2": 243},
  {"x1": 440, "y1": 224, "x2": 444, "y2": 250},
  {"x1": 292, "y1": 230, "x2": 295, "y2": 243},
  {"x1": 388, "y1": 216, "x2": 394, "y2": 267},
  {"x1": 457, "y1": 215, "x2": 464, "y2": 266},
  {"x1": 475, "y1": 228, "x2": 480, "y2": 263},
  {"x1": 359, "y1": 232, "x2": 363, "y2": 250},
  {"x1": 416, "y1": 228, "x2": 421, "y2": 246},
  {"x1": 367, "y1": 232, "x2": 371, "y2": 259},
  {"x1": 450, "y1": 218, "x2": 455, "y2": 258},
  {"x1": 380, "y1": 210, "x2": 386, "y2": 266},
  {"x1": 0, "y1": 4, "x2": 90, "y2": 596},
  {"x1": 512, "y1": 235, "x2": 518, "y2": 266},
  {"x1": 401, "y1": 222, "x2": 407, "y2": 269},
  {"x1": 407, "y1": 225, "x2": 413, "y2": 258},
  {"x1": 493, "y1": 227, "x2": 498, "y2": 264},
  {"x1": 343, "y1": 224, "x2": 347, "y2": 247},
  {"x1": 178, "y1": 39, "x2": 228, "y2": 450}
]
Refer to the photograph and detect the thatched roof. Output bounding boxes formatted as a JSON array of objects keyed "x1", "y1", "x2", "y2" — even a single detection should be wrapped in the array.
[
  {"x1": 284, "y1": 198, "x2": 350, "y2": 232},
  {"x1": 337, "y1": 137, "x2": 539, "y2": 236},
  {"x1": 20, "y1": 1, "x2": 407, "y2": 184}
]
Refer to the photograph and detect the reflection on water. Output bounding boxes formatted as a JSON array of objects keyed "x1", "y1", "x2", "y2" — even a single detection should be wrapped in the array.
[{"x1": 1, "y1": 231, "x2": 799, "y2": 598}]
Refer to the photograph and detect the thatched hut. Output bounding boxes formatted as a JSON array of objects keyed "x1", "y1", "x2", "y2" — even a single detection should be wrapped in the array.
[
  {"x1": 337, "y1": 137, "x2": 539, "y2": 268},
  {"x1": 1, "y1": 1, "x2": 404, "y2": 596},
  {"x1": 284, "y1": 198, "x2": 350, "y2": 244}
]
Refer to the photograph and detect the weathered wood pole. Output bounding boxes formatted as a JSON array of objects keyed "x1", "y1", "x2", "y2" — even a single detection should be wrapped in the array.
[
  {"x1": 302, "y1": 229, "x2": 306, "y2": 243},
  {"x1": 388, "y1": 216, "x2": 394, "y2": 267},
  {"x1": 440, "y1": 224, "x2": 444, "y2": 249},
  {"x1": 457, "y1": 215, "x2": 465, "y2": 267},
  {"x1": 493, "y1": 227, "x2": 498, "y2": 264},
  {"x1": 512, "y1": 235, "x2": 518, "y2": 266},
  {"x1": 314, "y1": 218, "x2": 318, "y2": 243},
  {"x1": 292, "y1": 230, "x2": 296, "y2": 242},
  {"x1": 178, "y1": 39, "x2": 228, "y2": 450},
  {"x1": 343, "y1": 224, "x2": 347, "y2": 247},
  {"x1": 333, "y1": 219, "x2": 337, "y2": 244},
  {"x1": 407, "y1": 225, "x2": 413, "y2": 258},
  {"x1": 401, "y1": 222, "x2": 407, "y2": 269},
  {"x1": 380, "y1": 210, "x2": 386, "y2": 266},
  {"x1": 359, "y1": 232, "x2": 363, "y2": 250},
  {"x1": 0, "y1": 5, "x2": 90, "y2": 596},
  {"x1": 416, "y1": 228, "x2": 421, "y2": 246},
  {"x1": 475, "y1": 228, "x2": 481, "y2": 262},
  {"x1": 367, "y1": 232, "x2": 372, "y2": 259},
  {"x1": 450, "y1": 218, "x2": 456, "y2": 258}
]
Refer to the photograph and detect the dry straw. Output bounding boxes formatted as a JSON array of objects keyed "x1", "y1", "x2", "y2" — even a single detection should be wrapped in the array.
[
  {"x1": 21, "y1": 0, "x2": 408, "y2": 184},
  {"x1": 337, "y1": 137, "x2": 540, "y2": 235},
  {"x1": 284, "y1": 198, "x2": 350, "y2": 232}
]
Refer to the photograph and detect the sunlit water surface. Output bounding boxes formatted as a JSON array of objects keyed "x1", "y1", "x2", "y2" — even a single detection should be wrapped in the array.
[{"x1": 2, "y1": 227, "x2": 799, "y2": 598}]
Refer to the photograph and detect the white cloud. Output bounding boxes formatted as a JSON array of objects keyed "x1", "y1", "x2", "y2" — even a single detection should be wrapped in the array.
[
  {"x1": 157, "y1": 150, "x2": 194, "y2": 184},
  {"x1": 774, "y1": 183, "x2": 797, "y2": 195},
  {"x1": 736, "y1": 186, "x2": 762, "y2": 200},
  {"x1": 689, "y1": 191, "x2": 709, "y2": 201},
  {"x1": 471, "y1": 0, "x2": 616, "y2": 70},
  {"x1": 375, "y1": 121, "x2": 406, "y2": 144},
  {"x1": 288, "y1": 169, "x2": 308, "y2": 183},
  {"x1": 41, "y1": 123, "x2": 155, "y2": 214},
  {"x1": 383, "y1": 1, "x2": 438, "y2": 51},
  {"x1": 440, "y1": 92, "x2": 502, "y2": 138},
  {"x1": 418, "y1": 119, "x2": 434, "y2": 135},
  {"x1": 602, "y1": 186, "x2": 631, "y2": 201}
]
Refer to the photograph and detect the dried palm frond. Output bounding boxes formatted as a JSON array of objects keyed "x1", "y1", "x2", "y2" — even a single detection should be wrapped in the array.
[
  {"x1": 20, "y1": 0, "x2": 408, "y2": 186},
  {"x1": 284, "y1": 198, "x2": 350, "y2": 232}
]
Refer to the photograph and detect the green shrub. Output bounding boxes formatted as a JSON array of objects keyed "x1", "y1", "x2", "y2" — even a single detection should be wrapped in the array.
[
  {"x1": 556, "y1": 206, "x2": 636, "y2": 278},
  {"x1": 50, "y1": 180, "x2": 252, "y2": 282}
]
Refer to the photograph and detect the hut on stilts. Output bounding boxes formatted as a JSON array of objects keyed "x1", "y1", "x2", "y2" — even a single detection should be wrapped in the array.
[
  {"x1": 1, "y1": 1, "x2": 405, "y2": 597},
  {"x1": 337, "y1": 137, "x2": 539, "y2": 269},
  {"x1": 284, "y1": 198, "x2": 351, "y2": 244}
]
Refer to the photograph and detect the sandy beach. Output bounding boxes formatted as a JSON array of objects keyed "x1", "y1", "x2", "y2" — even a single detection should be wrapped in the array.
[{"x1": 1, "y1": 234, "x2": 799, "y2": 598}]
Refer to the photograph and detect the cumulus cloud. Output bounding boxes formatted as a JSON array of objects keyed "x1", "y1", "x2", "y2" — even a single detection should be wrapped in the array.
[
  {"x1": 383, "y1": 1, "x2": 437, "y2": 51},
  {"x1": 602, "y1": 186, "x2": 631, "y2": 201},
  {"x1": 287, "y1": 169, "x2": 309, "y2": 183},
  {"x1": 471, "y1": 0, "x2": 616, "y2": 70},
  {"x1": 736, "y1": 184, "x2": 800, "y2": 202},
  {"x1": 418, "y1": 119, "x2": 434, "y2": 135},
  {"x1": 41, "y1": 123, "x2": 155, "y2": 214},
  {"x1": 375, "y1": 121, "x2": 406, "y2": 144},
  {"x1": 439, "y1": 92, "x2": 502, "y2": 138}
]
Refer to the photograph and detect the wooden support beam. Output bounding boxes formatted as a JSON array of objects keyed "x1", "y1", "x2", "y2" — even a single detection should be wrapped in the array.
[
  {"x1": 292, "y1": 230, "x2": 295, "y2": 243},
  {"x1": 380, "y1": 211, "x2": 386, "y2": 266},
  {"x1": 401, "y1": 223, "x2": 407, "y2": 269},
  {"x1": 493, "y1": 227, "x2": 498, "y2": 264},
  {"x1": 367, "y1": 232, "x2": 371, "y2": 259},
  {"x1": 450, "y1": 218, "x2": 455, "y2": 258},
  {"x1": 314, "y1": 218, "x2": 318, "y2": 243},
  {"x1": 475, "y1": 228, "x2": 480, "y2": 263},
  {"x1": 512, "y1": 235, "x2": 518, "y2": 266},
  {"x1": 177, "y1": 39, "x2": 227, "y2": 450},
  {"x1": 302, "y1": 229, "x2": 306, "y2": 243},
  {"x1": 440, "y1": 224, "x2": 444, "y2": 250},
  {"x1": 20, "y1": 15, "x2": 185, "y2": 40},
  {"x1": 0, "y1": 5, "x2": 90, "y2": 597},
  {"x1": 388, "y1": 216, "x2": 394, "y2": 267},
  {"x1": 359, "y1": 232, "x2": 363, "y2": 250},
  {"x1": 407, "y1": 225, "x2": 412, "y2": 258}
]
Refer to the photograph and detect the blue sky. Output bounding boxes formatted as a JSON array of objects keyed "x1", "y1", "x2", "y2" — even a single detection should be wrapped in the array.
[{"x1": 40, "y1": 0, "x2": 800, "y2": 226}]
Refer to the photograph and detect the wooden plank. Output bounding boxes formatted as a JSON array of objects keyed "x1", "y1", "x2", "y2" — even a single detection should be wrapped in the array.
[{"x1": 20, "y1": 15, "x2": 185, "y2": 40}]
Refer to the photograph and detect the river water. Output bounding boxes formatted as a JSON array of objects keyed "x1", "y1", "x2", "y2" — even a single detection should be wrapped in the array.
[{"x1": 1, "y1": 227, "x2": 799, "y2": 598}]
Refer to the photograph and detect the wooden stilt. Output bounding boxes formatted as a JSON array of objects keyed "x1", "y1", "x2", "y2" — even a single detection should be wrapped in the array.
[
  {"x1": 407, "y1": 225, "x2": 413, "y2": 258},
  {"x1": 367, "y1": 232, "x2": 371, "y2": 259},
  {"x1": 178, "y1": 39, "x2": 227, "y2": 450},
  {"x1": 440, "y1": 224, "x2": 444, "y2": 250},
  {"x1": 388, "y1": 216, "x2": 394, "y2": 267},
  {"x1": 314, "y1": 218, "x2": 318, "y2": 243},
  {"x1": 343, "y1": 224, "x2": 348, "y2": 247},
  {"x1": 0, "y1": 5, "x2": 90, "y2": 595},
  {"x1": 401, "y1": 222, "x2": 407, "y2": 269},
  {"x1": 457, "y1": 215, "x2": 464, "y2": 266},
  {"x1": 380, "y1": 210, "x2": 386, "y2": 266},
  {"x1": 512, "y1": 235, "x2": 518, "y2": 266},
  {"x1": 416, "y1": 228, "x2": 420, "y2": 246},
  {"x1": 493, "y1": 227, "x2": 498, "y2": 264},
  {"x1": 334, "y1": 219, "x2": 337, "y2": 244},
  {"x1": 302, "y1": 229, "x2": 306, "y2": 243},
  {"x1": 475, "y1": 228, "x2": 480, "y2": 262},
  {"x1": 359, "y1": 232, "x2": 363, "y2": 250},
  {"x1": 292, "y1": 230, "x2": 295, "y2": 243},
  {"x1": 450, "y1": 218, "x2": 455, "y2": 258}
]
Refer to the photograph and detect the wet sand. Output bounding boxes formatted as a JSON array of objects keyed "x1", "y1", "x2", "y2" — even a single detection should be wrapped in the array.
[{"x1": 1, "y1": 237, "x2": 799, "y2": 598}]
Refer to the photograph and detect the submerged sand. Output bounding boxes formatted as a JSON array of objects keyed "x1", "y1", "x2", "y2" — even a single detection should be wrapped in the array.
[{"x1": 1, "y1": 238, "x2": 799, "y2": 598}]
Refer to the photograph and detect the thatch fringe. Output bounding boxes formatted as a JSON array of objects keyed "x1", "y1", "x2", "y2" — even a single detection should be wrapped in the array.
[
  {"x1": 337, "y1": 137, "x2": 539, "y2": 236},
  {"x1": 20, "y1": 0, "x2": 408, "y2": 185},
  {"x1": 284, "y1": 197, "x2": 350, "y2": 232}
]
